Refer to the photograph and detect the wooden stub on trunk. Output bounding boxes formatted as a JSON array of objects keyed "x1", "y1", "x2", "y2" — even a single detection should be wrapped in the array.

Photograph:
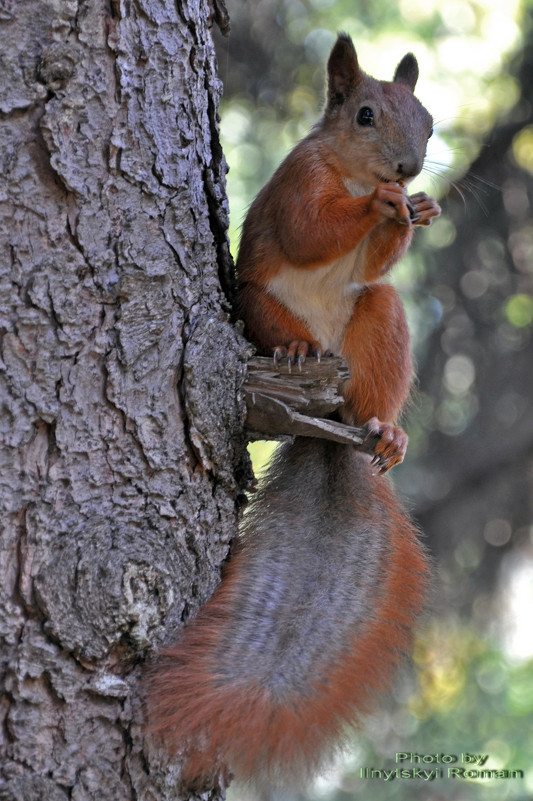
[{"x1": 244, "y1": 356, "x2": 367, "y2": 445}]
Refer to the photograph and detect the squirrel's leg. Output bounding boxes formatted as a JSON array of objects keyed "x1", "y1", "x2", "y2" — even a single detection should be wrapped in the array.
[
  {"x1": 361, "y1": 190, "x2": 440, "y2": 280},
  {"x1": 361, "y1": 219, "x2": 414, "y2": 282},
  {"x1": 341, "y1": 283, "x2": 412, "y2": 471},
  {"x1": 238, "y1": 282, "x2": 324, "y2": 368}
]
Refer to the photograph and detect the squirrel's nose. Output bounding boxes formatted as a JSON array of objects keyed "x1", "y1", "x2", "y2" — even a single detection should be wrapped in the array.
[{"x1": 397, "y1": 157, "x2": 422, "y2": 180}]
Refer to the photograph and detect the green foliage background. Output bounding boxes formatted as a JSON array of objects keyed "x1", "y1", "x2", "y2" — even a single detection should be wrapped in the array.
[{"x1": 213, "y1": 2, "x2": 533, "y2": 798}]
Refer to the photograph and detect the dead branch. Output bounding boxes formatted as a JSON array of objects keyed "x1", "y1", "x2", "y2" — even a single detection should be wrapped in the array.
[{"x1": 244, "y1": 356, "x2": 367, "y2": 445}]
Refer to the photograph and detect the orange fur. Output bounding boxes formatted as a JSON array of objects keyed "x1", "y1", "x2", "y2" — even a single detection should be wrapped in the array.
[
  {"x1": 237, "y1": 280, "x2": 318, "y2": 354},
  {"x1": 341, "y1": 283, "x2": 412, "y2": 425},
  {"x1": 145, "y1": 34, "x2": 439, "y2": 792},
  {"x1": 362, "y1": 218, "x2": 413, "y2": 282},
  {"x1": 237, "y1": 143, "x2": 383, "y2": 277}
]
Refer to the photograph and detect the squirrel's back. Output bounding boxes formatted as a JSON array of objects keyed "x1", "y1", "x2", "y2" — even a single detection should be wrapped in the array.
[{"x1": 145, "y1": 439, "x2": 429, "y2": 789}]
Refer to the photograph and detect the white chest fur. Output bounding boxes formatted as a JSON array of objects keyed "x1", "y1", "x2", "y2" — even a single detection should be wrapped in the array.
[{"x1": 267, "y1": 244, "x2": 367, "y2": 354}]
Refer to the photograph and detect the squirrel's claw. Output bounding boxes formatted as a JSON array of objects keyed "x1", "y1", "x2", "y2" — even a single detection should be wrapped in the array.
[
  {"x1": 272, "y1": 340, "x2": 324, "y2": 370},
  {"x1": 273, "y1": 346, "x2": 287, "y2": 368}
]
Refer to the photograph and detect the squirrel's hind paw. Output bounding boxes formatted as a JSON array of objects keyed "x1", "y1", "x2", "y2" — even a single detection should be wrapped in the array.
[
  {"x1": 273, "y1": 339, "x2": 326, "y2": 371},
  {"x1": 361, "y1": 417, "x2": 408, "y2": 473}
]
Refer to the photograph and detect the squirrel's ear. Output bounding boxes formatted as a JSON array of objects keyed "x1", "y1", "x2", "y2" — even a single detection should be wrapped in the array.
[
  {"x1": 393, "y1": 53, "x2": 419, "y2": 92},
  {"x1": 327, "y1": 33, "x2": 362, "y2": 108}
]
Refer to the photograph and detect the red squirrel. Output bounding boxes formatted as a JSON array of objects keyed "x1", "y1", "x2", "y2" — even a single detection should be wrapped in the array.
[{"x1": 145, "y1": 34, "x2": 440, "y2": 791}]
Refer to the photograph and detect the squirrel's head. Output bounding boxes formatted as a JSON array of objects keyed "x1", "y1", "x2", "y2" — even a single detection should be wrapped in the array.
[{"x1": 322, "y1": 34, "x2": 434, "y2": 190}]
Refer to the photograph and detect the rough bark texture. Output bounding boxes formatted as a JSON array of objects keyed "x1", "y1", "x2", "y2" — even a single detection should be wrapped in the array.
[{"x1": 0, "y1": 1, "x2": 249, "y2": 799}]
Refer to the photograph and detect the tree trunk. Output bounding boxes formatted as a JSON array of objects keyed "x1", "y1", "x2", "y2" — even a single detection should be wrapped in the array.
[{"x1": 0, "y1": 1, "x2": 249, "y2": 799}]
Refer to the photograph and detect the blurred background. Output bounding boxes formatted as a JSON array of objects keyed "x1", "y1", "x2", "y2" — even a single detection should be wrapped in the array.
[{"x1": 213, "y1": 1, "x2": 533, "y2": 798}]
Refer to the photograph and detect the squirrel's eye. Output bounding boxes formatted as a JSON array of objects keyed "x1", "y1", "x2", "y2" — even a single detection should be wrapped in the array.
[
  {"x1": 428, "y1": 127, "x2": 434, "y2": 138},
  {"x1": 356, "y1": 106, "x2": 374, "y2": 126}
]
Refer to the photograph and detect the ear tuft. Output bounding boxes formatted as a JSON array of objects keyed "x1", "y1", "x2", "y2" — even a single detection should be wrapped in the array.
[
  {"x1": 327, "y1": 33, "x2": 361, "y2": 108},
  {"x1": 393, "y1": 53, "x2": 419, "y2": 92}
]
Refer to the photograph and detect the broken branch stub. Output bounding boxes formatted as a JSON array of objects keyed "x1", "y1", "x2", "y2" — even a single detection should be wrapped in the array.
[{"x1": 243, "y1": 356, "x2": 366, "y2": 445}]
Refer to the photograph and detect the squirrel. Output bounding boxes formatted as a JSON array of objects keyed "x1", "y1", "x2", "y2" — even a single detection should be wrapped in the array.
[{"x1": 144, "y1": 33, "x2": 441, "y2": 793}]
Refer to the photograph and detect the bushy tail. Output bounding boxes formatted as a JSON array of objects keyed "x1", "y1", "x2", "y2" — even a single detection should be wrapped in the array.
[{"x1": 144, "y1": 439, "x2": 430, "y2": 789}]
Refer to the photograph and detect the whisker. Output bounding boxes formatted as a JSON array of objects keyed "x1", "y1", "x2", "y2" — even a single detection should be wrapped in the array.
[
  {"x1": 357, "y1": 154, "x2": 499, "y2": 219},
  {"x1": 449, "y1": 181, "x2": 470, "y2": 214},
  {"x1": 463, "y1": 171, "x2": 501, "y2": 192},
  {"x1": 431, "y1": 116, "x2": 458, "y2": 129}
]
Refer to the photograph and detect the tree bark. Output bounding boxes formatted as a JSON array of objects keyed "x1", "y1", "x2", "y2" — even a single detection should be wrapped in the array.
[{"x1": 0, "y1": 1, "x2": 249, "y2": 799}]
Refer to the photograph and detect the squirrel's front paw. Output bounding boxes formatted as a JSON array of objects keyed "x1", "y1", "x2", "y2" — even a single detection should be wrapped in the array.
[
  {"x1": 360, "y1": 417, "x2": 408, "y2": 474},
  {"x1": 272, "y1": 339, "x2": 328, "y2": 371},
  {"x1": 370, "y1": 183, "x2": 412, "y2": 226},
  {"x1": 408, "y1": 192, "x2": 441, "y2": 226}
]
